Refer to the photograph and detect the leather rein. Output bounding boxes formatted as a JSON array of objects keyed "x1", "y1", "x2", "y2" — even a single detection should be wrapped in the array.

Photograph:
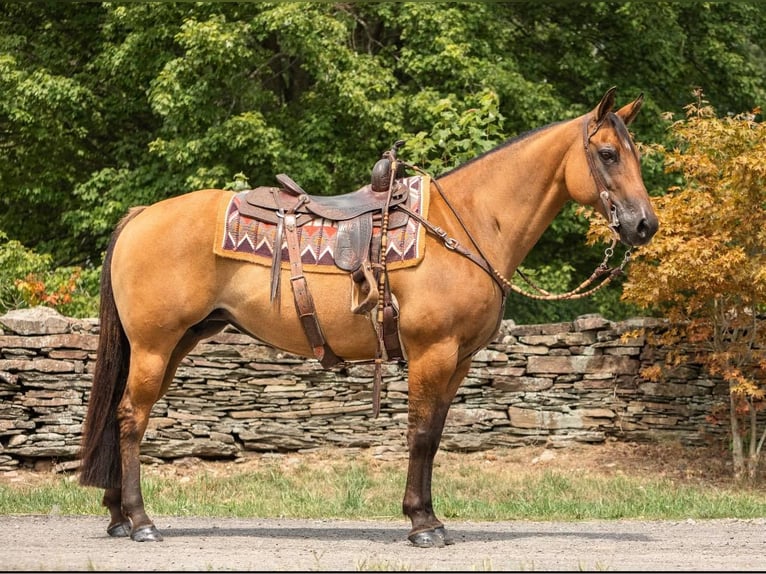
[{"x1": 398, "y1": 113, "x2": 633, "y2": 303}]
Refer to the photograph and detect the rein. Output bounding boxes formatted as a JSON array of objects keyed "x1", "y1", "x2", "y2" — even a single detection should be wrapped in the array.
[{"x1": 399, "y1": 114, "x2": 633, "y2": 302}]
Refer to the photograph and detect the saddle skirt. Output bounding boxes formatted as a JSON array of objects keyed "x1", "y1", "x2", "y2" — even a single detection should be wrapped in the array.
[{"x1": 214, "y1": 175, "x2": 430, "y2": 272}]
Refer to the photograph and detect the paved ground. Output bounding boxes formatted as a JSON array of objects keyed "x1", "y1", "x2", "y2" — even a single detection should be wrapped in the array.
[{"x1": 1, "y1": 515, "x2": 764, "y2": 571}]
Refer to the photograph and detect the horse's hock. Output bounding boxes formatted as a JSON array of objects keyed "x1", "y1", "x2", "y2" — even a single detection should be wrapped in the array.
[{"x1": 0, "y1": 306, "x2": 726, "y2": 471}]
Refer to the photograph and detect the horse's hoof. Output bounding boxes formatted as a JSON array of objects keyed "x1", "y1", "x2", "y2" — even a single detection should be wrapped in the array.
[
  {"x1": 408, "y1": 530, "x2": 446, "y2": 548},
  {"x1": 130, "y1": 524, "x2": 164, "y2": 542},
  {"x1": 434, "y1": 526, "x2": 455, "y2": 546},
  {"x1": 106, "y1": 522, "x2": 131, "y2": 538}
]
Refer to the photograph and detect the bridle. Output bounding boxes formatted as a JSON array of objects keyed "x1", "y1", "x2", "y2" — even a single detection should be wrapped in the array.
[
  {"x1": 398, "y1": 113, "x2": 634, "y2": 303},
  {"x1": 583, "y1": 112, "x2": 624, "y2": 241},
  {"x1": 503, "y1": 114, "x2": 634, "y2": 301}
]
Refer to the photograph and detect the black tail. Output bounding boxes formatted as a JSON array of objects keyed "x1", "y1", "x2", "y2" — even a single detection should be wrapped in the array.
[{"x1": 78, "y1": 209, "x2": 142, "y2": 489}]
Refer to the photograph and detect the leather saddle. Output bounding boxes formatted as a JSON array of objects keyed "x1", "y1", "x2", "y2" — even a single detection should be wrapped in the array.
[
  {"x1": 239, "y1": 173, "x2": 410, "y2": 314},
  {"x1": 240, "y1": 173, "x2": 410, "y2": 225},
  {"x1": 235, "y1": 149, "x2": 408, "y2": 376}
]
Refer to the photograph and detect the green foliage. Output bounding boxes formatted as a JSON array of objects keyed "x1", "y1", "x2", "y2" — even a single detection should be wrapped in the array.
[
  {"x1": 1, "y1": 2, "x2": 765, "y2": 323},
  {"x1": 0, "y1": 231, "x2": 99, "y2": 318},
  {"x1": 403, "y1": 89, "x2": 506, "y2": 174},
  {"x1": 0, "y1": 230, "x2": 52, "y2": 312}
]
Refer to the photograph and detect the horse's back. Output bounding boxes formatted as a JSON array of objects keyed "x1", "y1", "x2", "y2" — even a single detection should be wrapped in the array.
[{"x1": 110, "y1": 188, "x2": 381, "y2": 359}]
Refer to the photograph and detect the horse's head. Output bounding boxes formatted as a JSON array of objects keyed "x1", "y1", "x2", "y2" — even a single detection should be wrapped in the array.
[{"x1": 568, "y1": 87, "x2": 658, "y2": 247}]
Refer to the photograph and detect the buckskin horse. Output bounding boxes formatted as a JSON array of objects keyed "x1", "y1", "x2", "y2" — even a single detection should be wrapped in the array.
[{"x1": 79, "y1": 87, "x2": 658, "y2": 547}]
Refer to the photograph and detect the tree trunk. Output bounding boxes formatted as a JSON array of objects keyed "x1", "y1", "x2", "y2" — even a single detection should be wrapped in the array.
[
  {"x1": 730, "y1": 392, "x2": 745, "y2": 482},
  {"x1": 746, "y1": 397, "x2": 760, "y2": 483}
]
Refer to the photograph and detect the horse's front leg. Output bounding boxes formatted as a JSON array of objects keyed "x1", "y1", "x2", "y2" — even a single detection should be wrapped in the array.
[{"x1": 403, "y1": 352, "x2": 472, "y2": 548}]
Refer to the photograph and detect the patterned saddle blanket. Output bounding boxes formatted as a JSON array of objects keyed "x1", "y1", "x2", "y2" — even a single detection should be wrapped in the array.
[{"x1": 213, "y1": 176, "x2": 430, "y2": 272}]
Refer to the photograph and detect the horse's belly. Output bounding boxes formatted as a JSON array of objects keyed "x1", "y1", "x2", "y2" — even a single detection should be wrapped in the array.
[{"x1": 219, "y1": 261, "x2": 381, "y2": 361}]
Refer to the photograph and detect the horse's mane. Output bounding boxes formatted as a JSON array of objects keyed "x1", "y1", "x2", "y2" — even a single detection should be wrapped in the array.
[{"x1": 437, "y1": 120, "x2": 565, "y2": 179}]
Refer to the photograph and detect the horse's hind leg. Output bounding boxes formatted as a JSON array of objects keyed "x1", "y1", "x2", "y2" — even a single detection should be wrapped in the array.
[
  {"x1": 102, "y1": 320, "x2": 228, "y2": 542},
  {"x1": 403, "y1": 352, "x2": 472, "y2": 548},
  {"x1": 102, "y1": 487, "x2": 130, "y2": 537},
  {"x1": 111, "y1": 347, "x2": 174, "y2": 542}
]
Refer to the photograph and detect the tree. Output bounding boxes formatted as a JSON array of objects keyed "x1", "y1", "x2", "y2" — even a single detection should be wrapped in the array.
[
  {"x1": 619, "y1": 91, "x2": 766, "y2": 483},
  {"x1": 500, "y1": 1, "x2": 766, "y2": 323},
  {"x1": 1, "y1": 2, "x2": 766, "y2": 322},
  {"x1": 0, "y1": 231, "x2": 98, "y2": 317}
]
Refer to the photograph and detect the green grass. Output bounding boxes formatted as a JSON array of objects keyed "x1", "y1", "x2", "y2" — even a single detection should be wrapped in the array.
[{"x1": 2, "y1": 452, "x2": 765, "y2": 521}]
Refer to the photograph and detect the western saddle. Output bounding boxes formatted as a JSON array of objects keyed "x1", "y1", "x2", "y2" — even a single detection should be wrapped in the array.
[{"x1": 237, "y1": 142, "x2": 409, "y2": 415}]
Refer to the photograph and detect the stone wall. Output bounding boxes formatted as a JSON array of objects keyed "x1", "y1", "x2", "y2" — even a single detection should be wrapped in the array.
[{"x1": 0, "y1": 307, "x2": 728, "y2": 471}]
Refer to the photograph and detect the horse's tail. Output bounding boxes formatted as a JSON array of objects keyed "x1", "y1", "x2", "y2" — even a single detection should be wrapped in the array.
[{"x1": 78, "y1": 207, "x2": 145, "y2": 489}]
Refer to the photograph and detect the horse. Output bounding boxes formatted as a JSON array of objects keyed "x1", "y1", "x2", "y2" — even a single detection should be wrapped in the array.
[{"x1": 78, "y1": 87, "x2": 658, "y2": 547}]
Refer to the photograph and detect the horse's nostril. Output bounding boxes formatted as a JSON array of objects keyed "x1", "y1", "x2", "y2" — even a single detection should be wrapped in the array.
[
  {"x1": 637, "y1": 218, "x2": 649, "y2": 238},
  {"x1": 636, "y1": 216, "x2": 658, "y2": 240}
]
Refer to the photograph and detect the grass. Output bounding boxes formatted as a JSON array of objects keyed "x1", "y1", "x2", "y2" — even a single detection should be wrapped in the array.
[{"x1": 1, "y1": 442, "x2": 765, "y2": 521}]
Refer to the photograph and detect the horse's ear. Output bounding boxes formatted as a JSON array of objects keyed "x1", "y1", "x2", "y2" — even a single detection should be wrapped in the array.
[
  {"x1": 594, "y1": 86, "x2": 617, "y2": 125},
  {"x1": 616, "y1": 93, "x2": 644, "y2": 126}
]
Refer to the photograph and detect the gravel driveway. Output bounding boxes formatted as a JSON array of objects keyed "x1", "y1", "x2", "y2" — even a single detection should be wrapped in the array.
[{"x1": 1, "y1": 515, "x2": 764, "y2": 571}]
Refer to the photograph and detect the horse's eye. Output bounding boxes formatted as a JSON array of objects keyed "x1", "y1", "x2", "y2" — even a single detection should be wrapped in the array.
[{"x1": 599, "y1": 148, "x2": 617, "y2": 163}]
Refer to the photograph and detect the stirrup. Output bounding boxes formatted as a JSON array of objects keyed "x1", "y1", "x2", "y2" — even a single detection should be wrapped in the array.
[{"x1": 350, "y1": 261, "x2": 378, "y2": 315}]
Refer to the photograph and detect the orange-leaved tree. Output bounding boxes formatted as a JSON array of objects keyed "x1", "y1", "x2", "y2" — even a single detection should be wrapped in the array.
[{"x1": 614, "y1": 91, "x2": 766, "y2": 482}]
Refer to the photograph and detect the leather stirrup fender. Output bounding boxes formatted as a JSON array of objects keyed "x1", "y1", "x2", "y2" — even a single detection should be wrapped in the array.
[{"x1": 283, "y1": 213, "x2": 341, "y2": 368}]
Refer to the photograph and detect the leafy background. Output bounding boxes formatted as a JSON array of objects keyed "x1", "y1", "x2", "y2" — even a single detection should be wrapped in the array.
[{"x1": 1, "y1": 2, "x2": 764, "y2": 322}]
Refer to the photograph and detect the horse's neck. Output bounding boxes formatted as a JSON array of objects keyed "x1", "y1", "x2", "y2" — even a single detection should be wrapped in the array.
[{"x1": 434, "y1": 119, "x2": 579, "y2": 280}]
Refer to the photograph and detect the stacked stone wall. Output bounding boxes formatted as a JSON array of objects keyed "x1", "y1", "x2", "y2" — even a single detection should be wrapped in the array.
[{"x1": 0, "y1": 307, "x2": 728, "y2": 470}]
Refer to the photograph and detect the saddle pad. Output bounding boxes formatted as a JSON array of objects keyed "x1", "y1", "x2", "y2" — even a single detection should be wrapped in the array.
[{"x1": 213, "y1": 175, "x2": 430, "y2": 273}]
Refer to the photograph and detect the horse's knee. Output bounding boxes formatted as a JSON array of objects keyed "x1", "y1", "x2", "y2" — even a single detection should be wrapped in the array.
[{"x1": 407, "y1": 419, "x2": 445, "y2": 457}]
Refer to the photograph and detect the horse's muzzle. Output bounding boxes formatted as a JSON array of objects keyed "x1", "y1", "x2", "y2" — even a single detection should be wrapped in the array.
[{"x1": 616, "y1": 205, "x2": 659, "y2": 247}]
